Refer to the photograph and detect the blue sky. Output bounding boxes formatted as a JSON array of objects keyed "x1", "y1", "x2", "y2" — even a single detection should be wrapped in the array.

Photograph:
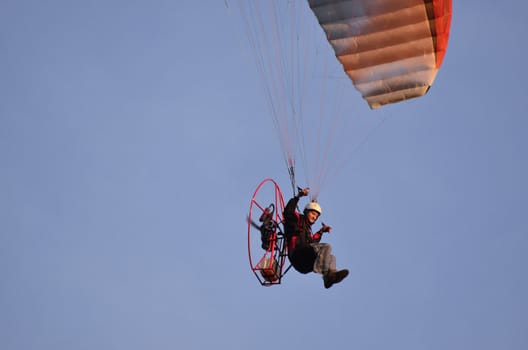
[{"x1": 1, "y1": 1, "x2": 527, "y2": 349}]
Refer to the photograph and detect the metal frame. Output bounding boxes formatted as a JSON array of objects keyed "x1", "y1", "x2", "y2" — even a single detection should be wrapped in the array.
[{"x1": 247, "y1": 178, "x2": 290, "y2": 286}]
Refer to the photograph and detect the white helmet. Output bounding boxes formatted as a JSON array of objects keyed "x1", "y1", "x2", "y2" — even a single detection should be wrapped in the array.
[{"x1": 304, "y1": 201, "x2": 322, "y2": 215}]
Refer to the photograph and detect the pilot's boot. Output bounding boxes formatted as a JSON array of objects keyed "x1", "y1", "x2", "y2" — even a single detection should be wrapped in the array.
[{"x1": 323, "y1": 269, "x2": 349, "y2": 289}]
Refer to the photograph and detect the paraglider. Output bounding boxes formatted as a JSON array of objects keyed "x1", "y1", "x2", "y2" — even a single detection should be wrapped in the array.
[
  {"x1": 283, "y1": 187, "x2": 349, "y2": 289},
  {"x1": 308, "y1": 0, "x2": 452, "y2": 108},
  {"x1": 237, "y1": 0, "x2": 452, "y2": 286}
]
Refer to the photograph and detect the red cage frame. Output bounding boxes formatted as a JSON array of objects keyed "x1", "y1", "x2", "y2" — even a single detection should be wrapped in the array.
[{"x1": 247, "y1": 178, "x2": 290, "y2": 286}]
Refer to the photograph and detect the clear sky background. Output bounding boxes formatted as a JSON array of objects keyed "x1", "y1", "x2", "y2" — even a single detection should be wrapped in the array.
[{"x1": 1, "y1": 1, "x2": 527, "y2": 349}]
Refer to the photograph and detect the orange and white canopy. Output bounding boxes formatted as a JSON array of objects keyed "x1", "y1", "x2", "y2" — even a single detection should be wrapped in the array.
[{"x1": 308, "y1": 0, "x2": 452, "y2": 108}]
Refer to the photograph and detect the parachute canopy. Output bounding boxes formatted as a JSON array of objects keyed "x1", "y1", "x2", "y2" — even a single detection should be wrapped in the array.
[
  {"x1": 235, "y1": 0, "x2": 452, "y2": 197},
  {"x1": 308, "y1": 0, "x2": 452, "y2": 109}
]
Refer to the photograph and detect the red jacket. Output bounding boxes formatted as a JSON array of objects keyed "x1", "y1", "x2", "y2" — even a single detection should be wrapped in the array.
[{"x1": 283, "y1": 195, "x2": 322, "y2": 254}]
